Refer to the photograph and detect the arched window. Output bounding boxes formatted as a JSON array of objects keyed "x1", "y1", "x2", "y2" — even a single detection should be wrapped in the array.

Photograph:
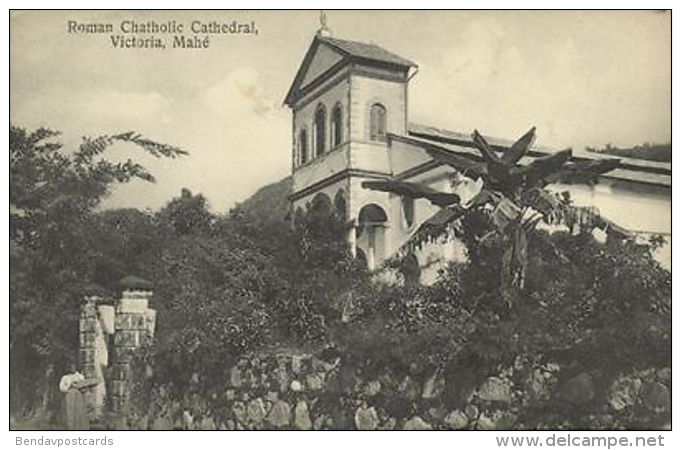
[
  {"x1": 314, "y1": 105, "x2": 327, "y2": 156},
  {"x1": 331, "y1": 103, "x2": 343, "y2": 148},
  {"x1": 299, "y1": 128, "x2": 309, "y2": 165},
  {"x1": 310, "y1": 192, "x2": 333, "y2": 215},
  {"x1": 369, "y1": 103, "x2": 387, "y2": 141}
]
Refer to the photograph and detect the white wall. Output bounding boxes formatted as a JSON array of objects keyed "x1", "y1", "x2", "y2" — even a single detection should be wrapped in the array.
[
  {"x1": 300, "y1": 44, "x2": 343, "y2": 88},
  {"x1": 349, "y1": 72, "x2": 407, "y2": 141}
]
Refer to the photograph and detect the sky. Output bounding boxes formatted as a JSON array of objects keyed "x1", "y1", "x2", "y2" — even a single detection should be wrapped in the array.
[{"x1": 10, "y1": 10, "x2": 671, "y2": 212}]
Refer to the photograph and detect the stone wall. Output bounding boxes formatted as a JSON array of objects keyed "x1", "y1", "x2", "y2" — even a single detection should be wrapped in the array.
[{"x1": 125, "y1": 351, "x2": 670, "y2": 431}]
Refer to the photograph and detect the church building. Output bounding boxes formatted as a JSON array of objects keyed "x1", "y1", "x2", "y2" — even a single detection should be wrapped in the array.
[{"x1": 284, "y1": 22, "x2": 671, "y2": 275}]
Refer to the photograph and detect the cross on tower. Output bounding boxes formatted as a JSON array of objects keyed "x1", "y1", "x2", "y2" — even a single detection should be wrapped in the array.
[{"x1": 317, "y1": 10, "x2": 332, "y2": 37}]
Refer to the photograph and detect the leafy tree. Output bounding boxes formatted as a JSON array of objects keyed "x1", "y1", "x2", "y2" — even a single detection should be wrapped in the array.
[
  {"x1": 157, "y1": 188, "x2": 213, "y2": 235},
  {"x1": 9, "y1": 125, "x2": 185, "y2": 419}
]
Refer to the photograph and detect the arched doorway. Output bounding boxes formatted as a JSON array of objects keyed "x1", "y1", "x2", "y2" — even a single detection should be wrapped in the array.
[{"x1": 356, "y1": 203, "x2": 388, "y2": 270}]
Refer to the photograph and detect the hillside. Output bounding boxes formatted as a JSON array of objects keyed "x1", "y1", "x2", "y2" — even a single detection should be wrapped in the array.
[
  {"x1": 236, "y1": 176, "x2": 292, "y2": 226},
  {"x1": 586, "y1": 143, "x2": 671, "y2": 162}
]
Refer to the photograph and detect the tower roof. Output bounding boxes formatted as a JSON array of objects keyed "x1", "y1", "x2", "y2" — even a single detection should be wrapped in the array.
[
  {"x1": 318, "y1": 36, "x2": 417, "y2": 69},
  {"x1": 284, "y1": 35, "x2": 416, "y2": 107}
]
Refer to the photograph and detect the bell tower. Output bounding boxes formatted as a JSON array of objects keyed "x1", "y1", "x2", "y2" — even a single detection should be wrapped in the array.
[{"x1": 284, "y1": 16, "x2": 417, "y2": 268}]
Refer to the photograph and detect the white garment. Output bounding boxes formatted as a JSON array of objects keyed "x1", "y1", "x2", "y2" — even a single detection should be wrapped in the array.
[{"x1": 59, "y1": 372, "x2": 85, "y2": 393}]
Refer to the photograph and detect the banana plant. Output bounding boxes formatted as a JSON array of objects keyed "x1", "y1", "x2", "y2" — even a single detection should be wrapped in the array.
[{"x1": 362, "y1": 127, "x2": 620, "y2": 307}]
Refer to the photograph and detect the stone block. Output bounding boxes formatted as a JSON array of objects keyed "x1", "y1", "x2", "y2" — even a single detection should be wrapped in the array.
[
  {"x1": 403, "y1": 416, "x2": 432, "y2": 430},
  {"x1": 294, "y1": 400, "x2": 312, "y2": 430},
  {"x1": 266, "y1": 401, "x2": 291, "y2": 428},
  {"x1": 114, "y1": 346, "x2": 137, "y2": 363},
  {"x1": 79, "y1": 348, "x2": 95, "y2": 365},
  {"x1": 478, "y1": 376, "x2": 513, "y2": 404},
  {"x1": 118, "y1": 297, "x2": 149, "y2": 313},
  {"x1": 112, "y1": 363, "x2": 132, "y2": 380},
  {"x1": 80, "y1": 304, "x2": 97, "y2": 319},
  {"x1": 608, "y1": 376, "x2": 642, "y2": 411},
  {"x1": 97, "y1": 305, "x2": 115, "y2": 334},
  {"x1": 314, "y1": 414, "x2": 330, "y2": 430},
  {"x1": 79, "y1": 319, "x2": 97, "y2": 332},
  {"x1": 444, "y1": 410, "x2": 468, "y2": 430},
  {"x1": 127, "y1": 314, "x2": 146, "y2": 329},
  {"x1": 232, "y1": 401, "x2": 247, "y2": 425},
  {"x1": 464, "y1": 404, "x2": 479, "y2": 420},
  {"x1": 111, "y1": 380, "x2": 127, "y2": 397},
  {"x1": 115, "y1": 313, "x2": 133, "y2": 330},
  {"x1": 119, "y1": 290, "x2": 152, "y2": 302},
  {"x1": 79, "y1": 331, "x2": 95, "y2": 348},
  {"x1": 306, "y1": 372, "x2": 325, "y2": 391},
  {"x1": 477, "y1": 410, "x2": 517, "y2": 430},
  {"x1": 114, "y1": 330, "x2": 140, "y2": 347},
  {"x1": 422, "y1": 371, "x2": 444, "y2": 399},
  {"x1": 354, "y1": 406, "x2": 378, "y2": 430},
  {"x1": 247, "y1": 398, "x2": 267, "y2": 424}
]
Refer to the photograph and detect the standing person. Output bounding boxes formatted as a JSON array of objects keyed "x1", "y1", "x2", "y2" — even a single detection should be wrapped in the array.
[{"x1": 59, "y1": 363, "x2": 88, "y2": 430}]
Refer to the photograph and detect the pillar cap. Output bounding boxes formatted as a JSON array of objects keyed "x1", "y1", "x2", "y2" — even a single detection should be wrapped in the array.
[{"x1": 119, "y1": 275, "x2": 153, "y2": 291}]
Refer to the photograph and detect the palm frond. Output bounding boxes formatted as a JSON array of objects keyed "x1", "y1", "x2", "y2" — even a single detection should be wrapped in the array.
[
  {"x1": 362, "y1": 179, "x2": 461, "y2": 207},
  {"x1": 501, "y1": 126, "x2": 536, "y2": 164},
  {"x1": 525, "y1": 149, "x2": 573, "y2": 185},
  {"x1": 407, "y1": 205, "x2": 467, "y2": 249},
  {"x1": 424, "y1": 147, "x2": 488, "y2": 177},
  {"x1": 472, "y1": 130, "x2": 502, "y2": 164},
  {"x1": 545, "y1": 158, "x2": 620, "y2": 185}
]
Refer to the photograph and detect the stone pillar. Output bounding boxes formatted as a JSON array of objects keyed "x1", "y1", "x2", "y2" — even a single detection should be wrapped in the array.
[
  {"x1": 347, "y1": 219, "x2": 357, "y2": 258},
  {"x1": 366, "y1": 227, "x2": 376, "y2": 271},
  {"x1": 111, "y1": 276, "x2": 156, "y2": 414},
  {"x1": 79, "y1": 297, "x2": 100, "y2": 380},
  {"x1": 79, "y1": 295, "x2": 113, "y2": 421}
]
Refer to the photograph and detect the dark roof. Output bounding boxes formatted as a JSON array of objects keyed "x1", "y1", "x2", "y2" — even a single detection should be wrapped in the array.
[
  {"x1": 119, "y1": 275, "x2": 153, "y2": 291},
  {"x1": 318, "y1": 36, "x2": 416, "y2": 68},
  {"x1": 284, "y1": 35, "x2": 416, "y2": 106},
  {"x1": 396, "y1": 123, "x2": 671, "y2": 189}
]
